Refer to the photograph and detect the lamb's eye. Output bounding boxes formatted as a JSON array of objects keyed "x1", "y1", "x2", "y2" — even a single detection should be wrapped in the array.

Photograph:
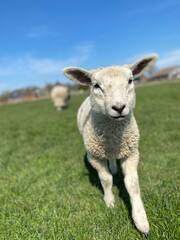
[
  {"x1": 128, "y1": 78, "x2": 133, "y2": 84},
  {"x1": 94, "y1": 83, "x2": 101, "y2": 89}
]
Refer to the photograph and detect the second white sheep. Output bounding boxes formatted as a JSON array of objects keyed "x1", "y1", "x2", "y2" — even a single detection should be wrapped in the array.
[{"x1": 50, "y1": 85, "x2": 70, "y2": 111}]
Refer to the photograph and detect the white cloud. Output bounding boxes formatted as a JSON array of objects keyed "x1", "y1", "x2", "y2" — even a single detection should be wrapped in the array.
[
  {"x1": 0, "y1": 42, "x2": 94, "y2": 77},
  {"x1": 127, "y1": 0, "x2": 180, "y2": 17},
  {"x1": 124, "y1": 49, "x2": 180, "y2": 70},
  {"x1": 155, "y1": 0, "x2": 180, "y2": 11},
  {"x1": 0, "y1": 67, "x2": 14, "y2": 76},
  {"x1": 0, "y1": 42, "x2": 94, "y2": 92},
  {"x1": 74, "y1": 42, "x2": 94, "y2": 55},
  {"x1": 124, "y1": 51, "x2": 156, "y2": 64},
  {"x1": 157, "y1": 49, "x2": 180, "y2": 68},
  {"x1": 0, "y1": 83, "x2": 8, "y2": 92},
  {"x1": 26, "y1": 25, "x2": 50, "y2": 39}
]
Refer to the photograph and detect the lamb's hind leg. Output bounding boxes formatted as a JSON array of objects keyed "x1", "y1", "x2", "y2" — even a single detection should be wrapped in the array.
[
  {"x1": 121, "y1": 151, "x2": 149, "y2": 235},
  {"x1": 88, "y1": 154, "x2": 115, "y2": 208}
]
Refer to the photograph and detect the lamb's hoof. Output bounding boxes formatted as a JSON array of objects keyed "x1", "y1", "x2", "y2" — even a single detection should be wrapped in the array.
[
  {"x1": 104, "y1": 195, "x2": 115, "y2": 208},
  {"x1": 106, "y1": 201, "x2": 115, "y2": 208},
  {"x1": 133, "y1": 210, "x2": 150, "y2": 235},
  {"x1": 143, "y1": 232, "x2": 149, "y2": 238}
]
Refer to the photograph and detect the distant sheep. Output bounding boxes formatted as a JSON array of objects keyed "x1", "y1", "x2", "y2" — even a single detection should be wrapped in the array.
[
  {"x1": 50, "y1": 85, "x2": 70, "y2": 111},
  {"x1": 63, "y1": 54, "x2": 158, "y2": 236}
]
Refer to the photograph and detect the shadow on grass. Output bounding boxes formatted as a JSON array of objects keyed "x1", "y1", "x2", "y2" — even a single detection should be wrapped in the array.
[
  {"x1": 83, "y1": 153, "x2": 132, "y2": 219},
  {"x1": 84, "y1": 153, "x2": 103, "y2": 192}
]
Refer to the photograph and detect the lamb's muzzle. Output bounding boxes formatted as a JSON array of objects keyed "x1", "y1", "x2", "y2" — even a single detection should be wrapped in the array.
[
  {"x1": 112, "y1": 104, "x2": 126, "y2": 114},
  {"x1": 110, "y1": 104, "x2": 129, "y2": 119}
]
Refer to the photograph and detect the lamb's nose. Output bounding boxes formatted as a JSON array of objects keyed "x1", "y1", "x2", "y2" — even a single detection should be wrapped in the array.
[{"x1": 112, "y1": 104, "x2": 126, "y2": 114}]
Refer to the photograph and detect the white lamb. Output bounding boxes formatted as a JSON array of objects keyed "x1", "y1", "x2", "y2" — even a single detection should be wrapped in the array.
[
  {"x1": 50, "y1": 85, "x2": 70, "y2": 111},
  {"x1": 63, "y1": 54, "x2": 158, "y2": 237}
]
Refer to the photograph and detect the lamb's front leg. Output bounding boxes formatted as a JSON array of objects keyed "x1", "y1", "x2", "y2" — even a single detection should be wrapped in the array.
[
  {"x1": 88, "y1": 154, "x2": 115, "y2": 208},
  {"x1": 121, "y1": 150, "x2": 150, "y2": 236}
]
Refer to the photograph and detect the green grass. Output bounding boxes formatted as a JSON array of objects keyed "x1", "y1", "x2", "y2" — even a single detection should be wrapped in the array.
[{"x1": 0, "y1": 81, "x2": 179, "y2": 240}]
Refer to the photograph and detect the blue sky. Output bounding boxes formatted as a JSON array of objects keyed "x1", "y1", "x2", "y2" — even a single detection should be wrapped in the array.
[{"x1": 0, "y1": 0, "x2": 180, "y2": 93}]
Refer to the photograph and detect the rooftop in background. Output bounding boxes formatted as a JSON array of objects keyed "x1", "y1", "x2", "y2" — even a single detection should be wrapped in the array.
[{"x1": 151, "y1": 66, "x2": 180, "y2": 80}]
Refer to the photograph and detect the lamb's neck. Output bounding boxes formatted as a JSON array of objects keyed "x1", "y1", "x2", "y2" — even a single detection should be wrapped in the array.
[{"x1": 91, "y1": 110, "x2": 132, "y2": 130}]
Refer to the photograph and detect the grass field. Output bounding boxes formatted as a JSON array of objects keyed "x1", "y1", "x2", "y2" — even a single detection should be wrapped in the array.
[{"x1": 0, "y1": 81, "x2": 179, "y2": 240}]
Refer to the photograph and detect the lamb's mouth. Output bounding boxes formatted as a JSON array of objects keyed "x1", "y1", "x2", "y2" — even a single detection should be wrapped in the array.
[{"x1": 111, "y1": 115, "x2": 126, "y2": 119}]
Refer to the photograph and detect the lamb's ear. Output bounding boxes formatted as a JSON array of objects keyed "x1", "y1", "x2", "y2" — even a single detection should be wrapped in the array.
[
  {"x1": 129, "y1": 54, "x2": 158, "y2": 77},
  {"x1": 63, "y1": 67, "x2": 92, "y2": 86}
]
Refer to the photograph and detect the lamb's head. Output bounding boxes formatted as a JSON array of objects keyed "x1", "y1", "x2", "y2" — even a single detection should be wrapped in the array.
[{"x1": 63, "y1": 54, "x2": 158, "y2": 120}]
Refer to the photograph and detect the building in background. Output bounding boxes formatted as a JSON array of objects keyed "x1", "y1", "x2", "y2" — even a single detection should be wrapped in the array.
[{"x1": 150, "y1": 66, "x2": 180, "y2": 80}]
